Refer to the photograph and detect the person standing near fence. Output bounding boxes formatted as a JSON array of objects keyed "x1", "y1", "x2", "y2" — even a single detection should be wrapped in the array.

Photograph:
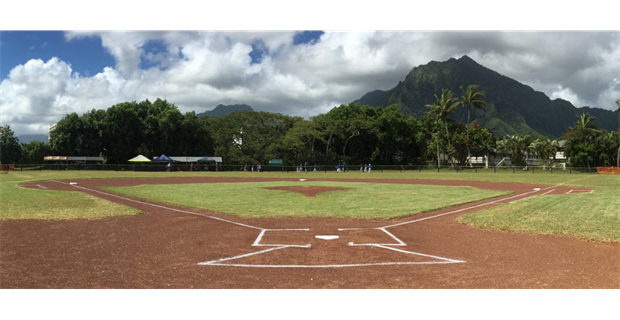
[
  {"x1": 244, "y1": 164, "x2": 247, "y2": 172},
  {"x1": 342, "y1": 162, "x2": 346, "y2": 173},
  {"x1": 368, "y1": 163, "x2": 372, "y2": 173},
  {"x1": 336, "y1": 164, "x2": 340, "y2": 173},
  {"x1": 360, "y1": 164, "x2": 363, "y2": 172},
  {"x1": 314, "y1": 164, "x2": 317, "y2": 172}
]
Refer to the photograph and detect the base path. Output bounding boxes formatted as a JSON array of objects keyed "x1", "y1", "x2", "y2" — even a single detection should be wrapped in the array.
[{"x1": 2, "y1": 177, "x2": 617, "y2": 288}]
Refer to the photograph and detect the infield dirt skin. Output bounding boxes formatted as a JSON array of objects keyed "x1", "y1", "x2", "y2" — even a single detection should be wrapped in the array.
[{"x1": 2, "y1": 176, "x2": 618, "y2": 289}]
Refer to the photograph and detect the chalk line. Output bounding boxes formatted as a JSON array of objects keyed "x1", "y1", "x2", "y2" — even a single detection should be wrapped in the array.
[{"x1": 51, "y1": 180, "x2": 264, "y2": 231}]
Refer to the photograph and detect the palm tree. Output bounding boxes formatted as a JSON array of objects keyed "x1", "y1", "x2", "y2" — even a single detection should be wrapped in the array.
[
  {"x1": 425, "y1": 89, "x2": 461, "y2": 168},
  {"x1": 528, "y1": 138, "x2": 553, "y2": 167},
  {"x1": 528, "y1": 138, "x2": 542, "y2": 166},
  {"x1": 508, "y1": 135, "x2": 528, "y2": 167},
  {"x1": 569, "y1": 113, "x2": 597, "y2": 170},
  {"x1": 460, "y1": 85, "x2": 487, "y2": 166},
  {"x1": 574, "y1": 113, "x2": 597, "y2": 132}
]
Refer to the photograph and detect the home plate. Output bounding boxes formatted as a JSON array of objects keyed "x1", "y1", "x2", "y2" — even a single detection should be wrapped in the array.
[
  {"x1": 70, "y1": 182, "x2": 78, "y2": 185},
  {"x1": 315, "y1": 235, "x2": 339, "y2": 240},
  {"x1": 300, "y1": 179, "x2": 306, "y2": 181}
]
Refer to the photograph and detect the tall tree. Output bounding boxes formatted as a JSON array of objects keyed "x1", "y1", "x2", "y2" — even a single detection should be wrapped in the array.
[
  {"x1": 21, "y1": 141, "x2": 51, "y2": 164},
  {"x1": 460, "y1": 85, "x2": 487, "y2": 166},
  {"x1": 0, "y1": 125, "x2": 22, "y2": 164},
  {"x1": 528, "y1": 137, "x2": 556, "y2": 167},
  {"x1": 49, "y1": 112, "x2": 86, "y2": 156},
  {"x1": 425, "y1": 89, "x2": 461, "y2": 168},
  {"x1": 565, "y1": 113, "x2": 598, "y2": 170}
]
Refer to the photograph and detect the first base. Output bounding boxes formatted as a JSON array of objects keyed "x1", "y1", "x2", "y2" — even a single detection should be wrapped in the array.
[
  {"x1": 300, "y1": 179, "x2": 306, "y2": 181},
  {"x1": 70, "y1": 182, "x2": 78, "y2": 185}
]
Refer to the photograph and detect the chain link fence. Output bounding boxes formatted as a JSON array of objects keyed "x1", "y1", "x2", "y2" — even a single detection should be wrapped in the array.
[{"x1": 7, "y1": 162, "x2": 607, "y2": 175}]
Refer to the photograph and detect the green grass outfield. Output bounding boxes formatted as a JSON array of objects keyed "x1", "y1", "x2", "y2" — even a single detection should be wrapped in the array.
[{"x1": 1, "y1": 169, "x2": 618, "y2": 241}]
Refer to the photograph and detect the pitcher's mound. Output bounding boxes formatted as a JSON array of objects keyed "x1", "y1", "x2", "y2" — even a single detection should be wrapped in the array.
[{"x1": 264, "y1": 186, "x2": 348, "y2": 197}]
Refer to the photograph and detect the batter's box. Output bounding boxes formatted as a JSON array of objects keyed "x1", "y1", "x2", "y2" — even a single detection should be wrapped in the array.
[{"x1": 254, "y1": 227, "x2": 405, "y2": 248}]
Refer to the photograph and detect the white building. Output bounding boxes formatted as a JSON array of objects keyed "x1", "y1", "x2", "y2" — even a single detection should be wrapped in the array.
[{"x1": 48, "y1": 123, "x2": 57, "y2": 142}]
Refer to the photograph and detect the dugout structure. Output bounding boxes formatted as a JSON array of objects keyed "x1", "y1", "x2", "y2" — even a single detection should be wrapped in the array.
[{"x1": 43, "y1": 156, "x2": 104, "y2": 170}]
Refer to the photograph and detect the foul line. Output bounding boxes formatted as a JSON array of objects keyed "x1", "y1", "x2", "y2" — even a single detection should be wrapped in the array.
[
  {"x1": 381, "y1": 185, "x2": 558, "y2": 229},
  {"x1": 51, "y1": 180, "x2": 264, "y2": 231}
]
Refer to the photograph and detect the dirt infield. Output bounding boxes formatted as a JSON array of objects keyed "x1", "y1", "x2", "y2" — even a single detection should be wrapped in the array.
[{"x1": 1, "y1": 176, "x2": 618, "y2": 288}]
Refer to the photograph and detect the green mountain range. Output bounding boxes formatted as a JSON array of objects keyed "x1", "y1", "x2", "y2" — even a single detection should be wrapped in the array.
[
  {"x1": 197, "y1": 104, "x2": 254, "y2": 117},
  {"x1": 354, "y1": 55, "x2": 619, "y2": 139}
]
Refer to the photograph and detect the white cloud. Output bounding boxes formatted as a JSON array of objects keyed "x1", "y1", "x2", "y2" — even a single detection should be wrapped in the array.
[
  {"x1": 549, "y1": 86, "x2": 587, "y2": 107},
  {"x1": 2, "y1": 31, "x2": 619, "y2": 136}
]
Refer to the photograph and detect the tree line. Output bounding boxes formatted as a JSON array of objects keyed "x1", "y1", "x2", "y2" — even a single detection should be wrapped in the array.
[{"x1": 1, "y1": 95, "x2": 619, "y2": 168}]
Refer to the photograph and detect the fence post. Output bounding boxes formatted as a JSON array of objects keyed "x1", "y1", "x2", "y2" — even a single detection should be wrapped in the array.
[
  {"x1": 569, "y1": 168, "x2": 571, "y2": 174},
  {"x1": 494, "y1": 167, "x2": 496, "y2": 173},
  {"x1": 512, "y1": 166, "x2": 515, "y2": 173},
  {"x1": 551, "y1": 167, "x2": 553, "y2": 174}
]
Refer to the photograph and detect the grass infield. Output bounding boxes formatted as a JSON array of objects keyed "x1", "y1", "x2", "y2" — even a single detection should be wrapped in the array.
[{"x1": 102, "y1": 181, "x2": 512, "y2": 219}]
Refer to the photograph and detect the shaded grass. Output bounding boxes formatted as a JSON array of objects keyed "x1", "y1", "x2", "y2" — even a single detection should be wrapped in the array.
[{"x1": 103, "y1": 181, "x2": 512, "y2": 219}]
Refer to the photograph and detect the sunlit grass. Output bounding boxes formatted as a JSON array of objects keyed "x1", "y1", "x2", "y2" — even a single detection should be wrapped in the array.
[
  {"x1": 1, "y1": 169, "x2": 617, "y2": 242},
  {"x1": 103, "y1": 180, "x2": 511, "y2": 219},
  {"x1": 0, "y1": 171, "x2": 140, "y2": 220},
  {"x1": 456, "y1": 174, "x2": 619, "y2": 242}
]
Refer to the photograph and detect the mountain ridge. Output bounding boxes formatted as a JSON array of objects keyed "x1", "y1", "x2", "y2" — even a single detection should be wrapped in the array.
[
  {"x1": 197, "y1": 104, "x2": 254, "y2": 117},
  {"x1": 355, "y1": 55, "x2": 619, "y2": 139}
]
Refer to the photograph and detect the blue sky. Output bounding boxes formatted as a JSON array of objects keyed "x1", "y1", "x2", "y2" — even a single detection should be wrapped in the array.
[
  {"x1": 1, "y1": 31, "x2": 325, "y2": 79},
  {"x1": 1, "y1": 31, "x2": 115, "y2": 79},
  {"x1": 1, "y1": 30, "x2": 618, "y2": 137}
]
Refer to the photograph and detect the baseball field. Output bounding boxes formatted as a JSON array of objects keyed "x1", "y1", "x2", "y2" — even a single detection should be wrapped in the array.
[{"x1": 0, "y1": 169, "x2": 618, "y2": 289}]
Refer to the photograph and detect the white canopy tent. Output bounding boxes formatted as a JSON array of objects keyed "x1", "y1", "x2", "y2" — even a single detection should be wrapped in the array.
[{"x1": 169, "y1": 156, "x2": 222, "y2": 162}]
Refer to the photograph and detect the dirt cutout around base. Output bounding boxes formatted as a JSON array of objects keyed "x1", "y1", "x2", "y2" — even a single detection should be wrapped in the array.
[{"x1": 264, "y1": 186, "x2": 348, "y2": 197}]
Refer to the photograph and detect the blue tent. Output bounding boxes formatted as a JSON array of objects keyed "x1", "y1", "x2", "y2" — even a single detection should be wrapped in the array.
[
  {"x1": 152, "y1": 154, "x2": 173, "y2": 162},
  {"x1": 197, "y1": 156, "x2": 217, "y2": 162}
]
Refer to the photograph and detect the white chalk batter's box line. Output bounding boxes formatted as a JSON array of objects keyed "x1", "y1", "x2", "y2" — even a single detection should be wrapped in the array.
[
  {"x1": 252, "y1": 227, "x2": 407, "y2": 248},
  {"x1": 199, "y1": 226, "x2": 465, "y2": 267}
]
